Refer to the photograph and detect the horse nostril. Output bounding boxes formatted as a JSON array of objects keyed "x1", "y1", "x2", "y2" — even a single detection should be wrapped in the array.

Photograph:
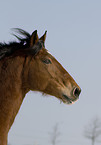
[{"x1": 73, "y1": 87, "x2": 81, "y2": 98}]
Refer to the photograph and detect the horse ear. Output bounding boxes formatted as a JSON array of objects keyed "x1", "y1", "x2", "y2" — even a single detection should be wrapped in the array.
[
  {"x1": 30, "y1": 30, "x2": 38, "y2": 47},
  {"x1": 40, "y1": 31, "x2": 47, "y2": 43}
]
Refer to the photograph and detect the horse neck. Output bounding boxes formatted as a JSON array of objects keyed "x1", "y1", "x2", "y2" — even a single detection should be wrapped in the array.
[
  {"x1": 0, "y1": 56, "x2": 29, "y2": 143},
  {"x1": 0, "y1": 56, "x2": 26, "y2": 96}
]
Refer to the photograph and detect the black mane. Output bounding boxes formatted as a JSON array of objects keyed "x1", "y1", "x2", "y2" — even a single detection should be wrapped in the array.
[{"x1": 0, "y1": 28, "x2": 43, "y2": 60}]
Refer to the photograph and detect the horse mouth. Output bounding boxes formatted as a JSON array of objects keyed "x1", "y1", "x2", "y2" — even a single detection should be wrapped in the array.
[{"x1": 62, "y1": 94, "x2": 78, "y2": 104}]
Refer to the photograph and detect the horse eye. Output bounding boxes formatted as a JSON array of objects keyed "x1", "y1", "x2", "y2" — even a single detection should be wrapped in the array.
[{"x1": 42, "y1": 59, "x2": 52, "y2": 64}]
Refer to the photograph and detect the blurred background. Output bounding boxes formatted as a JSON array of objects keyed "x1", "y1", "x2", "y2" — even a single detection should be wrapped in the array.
[{"x1": 0, "y1": 0, "x2": 101, "y2": 145}]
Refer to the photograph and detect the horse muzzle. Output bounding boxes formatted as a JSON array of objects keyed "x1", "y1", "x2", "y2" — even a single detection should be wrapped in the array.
[{"x1": 62, "y1": 87, "x2": 81, "y2": 104}]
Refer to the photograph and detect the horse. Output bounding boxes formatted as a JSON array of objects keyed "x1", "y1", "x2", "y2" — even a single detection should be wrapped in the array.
[{"x1": 0, "y1": 28, "x2": 81, "y2": 145}]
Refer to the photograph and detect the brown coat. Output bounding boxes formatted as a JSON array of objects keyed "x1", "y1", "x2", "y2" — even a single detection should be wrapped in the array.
[{"x1": 0, "y1": 29, "x2": 81, "y2": 145}]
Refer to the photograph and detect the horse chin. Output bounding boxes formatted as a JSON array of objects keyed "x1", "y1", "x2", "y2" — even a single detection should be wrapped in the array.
[
  {"x1": 61, "y1": 95, "x2": 78, "y2": 105},
  {"x1": 42, "y1": 91, "x2": 77, "y2": 105}
]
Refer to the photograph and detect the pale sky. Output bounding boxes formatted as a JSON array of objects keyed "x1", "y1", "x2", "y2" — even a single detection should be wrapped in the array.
[{"x1": 0, "y1": 0, "x2": 101, "y2": 145}]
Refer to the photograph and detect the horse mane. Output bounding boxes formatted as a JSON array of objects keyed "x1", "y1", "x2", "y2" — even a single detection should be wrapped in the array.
[{"x1": 0, "y1": 28, "x2": 43, "y2": 60}]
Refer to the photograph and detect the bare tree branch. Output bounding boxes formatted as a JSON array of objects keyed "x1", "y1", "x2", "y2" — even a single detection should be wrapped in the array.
[
  {"x1": 49, "y1": 123, "x2": 61, "y2": 145},
  {"x1": 84, "y1": 117, "x2": 101, "y2": 145}
]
